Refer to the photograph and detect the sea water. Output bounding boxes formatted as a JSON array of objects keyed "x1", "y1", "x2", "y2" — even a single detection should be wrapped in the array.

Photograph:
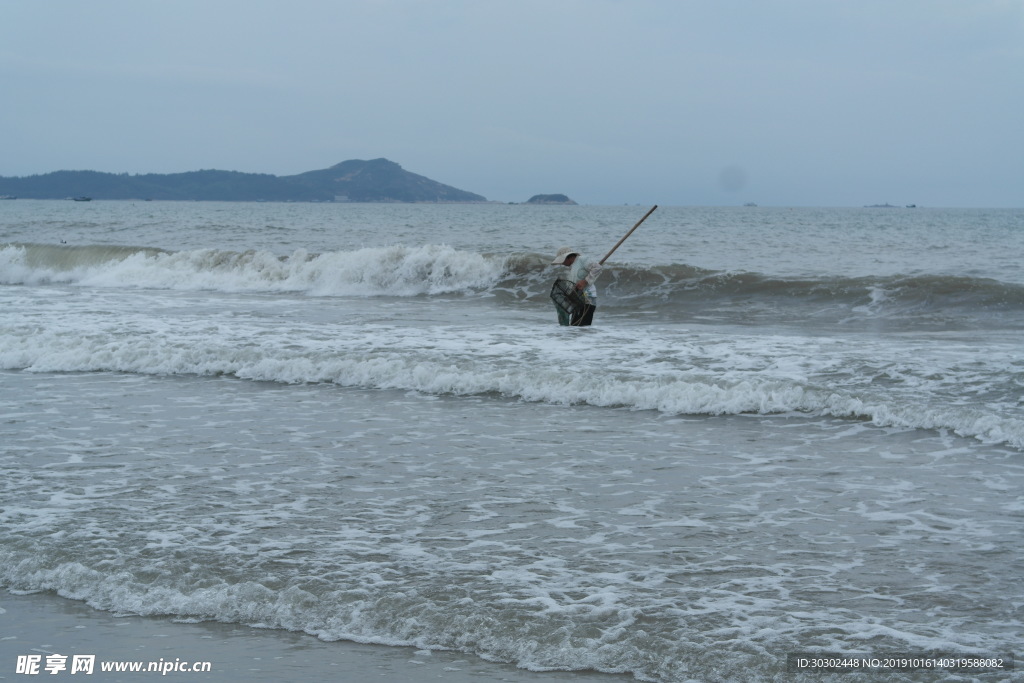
[{"x1": 1, "y1": 200, "x2": 1022, "y2": 681}]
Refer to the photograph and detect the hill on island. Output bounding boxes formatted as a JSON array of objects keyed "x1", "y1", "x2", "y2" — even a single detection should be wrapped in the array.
[
  {"x1": 0, "y1": 159, "x2": 488, "y2": 203},
  {"x1": 526, "y1": 194, "x2": 577, "y2": 205}
]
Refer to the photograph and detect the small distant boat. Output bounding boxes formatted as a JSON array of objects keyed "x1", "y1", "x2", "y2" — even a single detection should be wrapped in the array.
[{"x1": 71, "y1": 196, "x2": 92, "y2": 202}]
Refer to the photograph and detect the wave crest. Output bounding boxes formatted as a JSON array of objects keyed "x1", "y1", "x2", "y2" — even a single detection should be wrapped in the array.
[
  {"x1": 0, "y1": 243, "x2": 504, "y2": 296},
  {"x1": 4, "y1": 243, "x2": 1023, "y2": 327}
]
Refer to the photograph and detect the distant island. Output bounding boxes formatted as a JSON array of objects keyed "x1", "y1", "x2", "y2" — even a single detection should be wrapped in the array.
[
  {"x1": 0, "y1": 158, "x2": 488, "y2": 203},
  {"x1": 864, "y1": 203, "x2": 919, "y2": 208},
  {"x1": 525, "y1": 194, "x2": 577, "y2": 205}
]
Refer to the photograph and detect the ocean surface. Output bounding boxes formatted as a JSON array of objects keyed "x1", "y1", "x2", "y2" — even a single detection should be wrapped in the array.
[{"x1": 1, "y1": 200, "x2": 1022, "y2": 681}]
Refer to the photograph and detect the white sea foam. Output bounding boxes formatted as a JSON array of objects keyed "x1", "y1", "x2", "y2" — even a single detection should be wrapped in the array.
[
  {"x1": 2, "y1": 373, "x2": 1019, "y2": 681},
  {"x1": 1, "y1": 298, "x2": 1021, "y2": 450}
]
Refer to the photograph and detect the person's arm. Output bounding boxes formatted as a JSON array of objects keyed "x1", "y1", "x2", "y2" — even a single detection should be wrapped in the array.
[{"x1": 575, "y1": 262, "x2": 603, "y2": 290}]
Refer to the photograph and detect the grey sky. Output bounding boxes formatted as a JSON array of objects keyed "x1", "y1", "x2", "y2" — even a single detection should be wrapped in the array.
[{"x1": 3, "y1": 0, "x2": 1022, "y2": 206}]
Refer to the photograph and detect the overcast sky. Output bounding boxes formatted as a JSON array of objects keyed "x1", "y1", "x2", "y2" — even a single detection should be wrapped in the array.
[{"x1": 2, "y1": 0, "x2": 1022, "y2": 206}]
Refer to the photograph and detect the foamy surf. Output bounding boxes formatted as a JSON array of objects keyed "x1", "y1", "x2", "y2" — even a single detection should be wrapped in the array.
[
  {"x1": 2, "y1": 203, "x2": 1022, "y2": 682},
  {"x1": 2, "y1": 300, "x2": 1020, "y2": 450},
  {"x1": 2, "y1": 367, "x2": 1019, "y2": 682}
]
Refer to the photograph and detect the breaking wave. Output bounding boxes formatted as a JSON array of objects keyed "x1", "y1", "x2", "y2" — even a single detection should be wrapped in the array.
[
  {"x1": 1, "y1": 314, "x2": 1021, "y2": 451},
  {"x1": 4, "y1": 242, "x2": 1023, "y2": 317},
  {"x1": 0, "y1": 243, "x2": 500, "y2": 296}
]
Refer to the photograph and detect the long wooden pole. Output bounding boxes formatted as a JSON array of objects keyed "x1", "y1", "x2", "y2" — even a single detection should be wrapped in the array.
[{"x1": 599, "y1": 205, "x2": 657, "y2": 265}]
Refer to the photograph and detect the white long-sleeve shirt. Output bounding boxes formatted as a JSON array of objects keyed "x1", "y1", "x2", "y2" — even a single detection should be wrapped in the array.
[{"x1": 567, "y1": 255, "x2": 603, "y2": 304}]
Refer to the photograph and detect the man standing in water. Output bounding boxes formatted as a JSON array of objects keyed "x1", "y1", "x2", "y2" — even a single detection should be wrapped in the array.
[{"x1": 551, "y1": 247, "x2": 603, "y2": 326}]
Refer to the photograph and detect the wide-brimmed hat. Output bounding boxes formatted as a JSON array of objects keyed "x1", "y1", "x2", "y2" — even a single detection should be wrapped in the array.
[{"x1": 551, "y1": 247, "x2": 578, "y2": 265}]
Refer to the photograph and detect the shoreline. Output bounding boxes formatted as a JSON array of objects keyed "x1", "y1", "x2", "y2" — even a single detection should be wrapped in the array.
[{"x1": 1, "y1": 590, "x2": 633, "y2": 682}]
